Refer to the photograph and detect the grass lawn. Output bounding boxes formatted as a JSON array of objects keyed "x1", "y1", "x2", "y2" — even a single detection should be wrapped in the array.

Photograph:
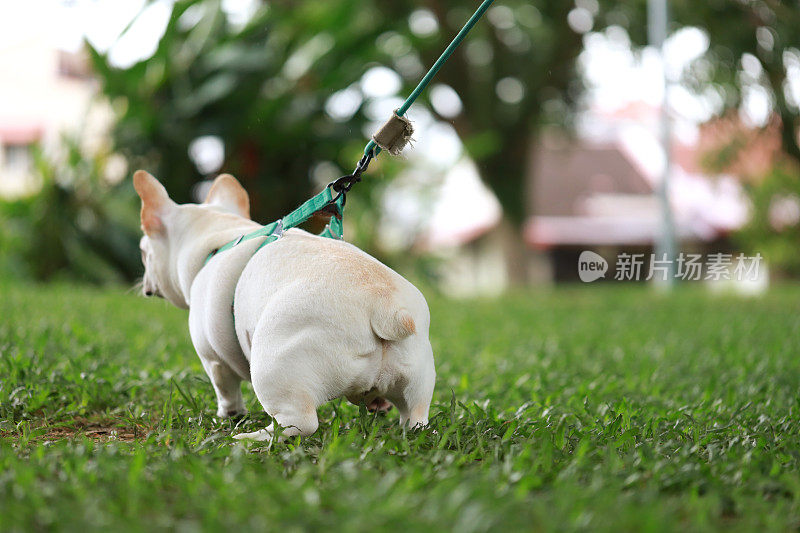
[{"x1": 1, "y1": 282, "x2": 799, "y2": 531}]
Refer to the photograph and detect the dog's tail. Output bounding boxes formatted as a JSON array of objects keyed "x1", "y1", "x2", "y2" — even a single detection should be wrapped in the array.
[{"x1": 370, "y1": 305, "x2": 416, "y2": 341}]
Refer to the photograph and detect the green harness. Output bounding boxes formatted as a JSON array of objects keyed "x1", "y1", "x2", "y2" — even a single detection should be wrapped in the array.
[
  {"x1": 203, "y1": 157, "x2": 369, "y2": 324},
  {"x1": 204, "y1": 175, "x2": 349, "y2": 265}
]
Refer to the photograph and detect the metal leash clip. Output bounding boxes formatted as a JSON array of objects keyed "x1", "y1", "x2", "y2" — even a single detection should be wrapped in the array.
[{"x1": 328, "y1": 149, "x2": 374, "y2": 204}]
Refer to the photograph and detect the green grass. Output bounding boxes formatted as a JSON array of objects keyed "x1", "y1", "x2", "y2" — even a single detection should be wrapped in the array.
[{"x1": 1, "y1": 282, "x2": 799, "y2": 532}]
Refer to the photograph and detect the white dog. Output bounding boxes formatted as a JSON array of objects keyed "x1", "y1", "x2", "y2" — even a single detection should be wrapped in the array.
[{"x1": 134, "y1": 170, "x2": 435, "y2": 440}]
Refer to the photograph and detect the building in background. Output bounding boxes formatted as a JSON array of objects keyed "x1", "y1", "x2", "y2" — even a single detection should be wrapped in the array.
[
  {"x1": 379, "y1": 101, "x2": 769, "y2": 293},
  {"x1": 525, "y1": 103, "x2": 754, "y2": 282},
  {"x1": 0, "y1": 28, "x2": 107, "y2": 197}
]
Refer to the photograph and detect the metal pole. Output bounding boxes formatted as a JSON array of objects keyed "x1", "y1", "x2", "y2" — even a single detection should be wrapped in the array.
[{"x1": 648, "y1": 0, "x2": 677, "y2": 287}]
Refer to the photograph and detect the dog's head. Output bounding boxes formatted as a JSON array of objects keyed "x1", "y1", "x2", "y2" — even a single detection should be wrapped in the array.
[{"x1": 133, "y1": 170, "x2": 250, "y2": 308}]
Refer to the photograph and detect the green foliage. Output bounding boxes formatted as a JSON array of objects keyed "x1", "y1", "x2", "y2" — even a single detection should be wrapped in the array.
[
  {"x1": 88, "y1": 0, "x2": 399, "y2": 224},
  {"x1": 87, "y1": 0, "x2": 598, "y2": 228},
  {"x1": 83, "y1": 0, "x2": 800, "y2": 250},
  {"x1": 2, "y1": 283, "x2": 800, "y2": 530},
  {"x1": 680, "y1": 0, "x2": 800, "y2": 162},
  {"x1": 737, "y1": 163, "x2": 800, "y2": 276},
  {"x1": 0, "y1": 138, "x2": 141, "y2": 284}
]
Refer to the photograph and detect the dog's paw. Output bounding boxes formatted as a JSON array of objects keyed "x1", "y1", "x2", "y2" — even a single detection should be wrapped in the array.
[{"x1": 232, "y1": 429, "x2": 273, "y2": 442}]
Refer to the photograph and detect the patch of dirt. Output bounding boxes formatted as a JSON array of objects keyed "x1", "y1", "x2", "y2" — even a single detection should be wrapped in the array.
[
  {"x1": 42, "y1": 424, "x2": 141, "y2": 442},
  {"x1": 1, "y1": 417, "x2": 150, "y2": 443}
]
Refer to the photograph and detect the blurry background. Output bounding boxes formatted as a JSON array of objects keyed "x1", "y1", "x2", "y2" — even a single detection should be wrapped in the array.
[{"x1": 0, "y1": 0, "x2": 798, "y2": 295}]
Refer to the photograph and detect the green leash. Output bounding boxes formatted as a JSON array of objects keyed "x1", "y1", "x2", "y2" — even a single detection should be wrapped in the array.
[
  {"x1": 364, "y1": 0, "x2": 495, "y2": 158},
  {"x1": 205, "y1": 0, "x2": 494, "y2": 265}
]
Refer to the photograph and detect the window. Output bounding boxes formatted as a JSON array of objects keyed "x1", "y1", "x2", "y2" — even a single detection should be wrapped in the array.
[{"x1": 3, "y1": 143, "x2": 33, "y2": 173}]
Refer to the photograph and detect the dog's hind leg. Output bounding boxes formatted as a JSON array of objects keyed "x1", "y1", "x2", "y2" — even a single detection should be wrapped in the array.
[
  {"x1": 384, "y1": 336, "x2": 436, "y2": 429},
  {"x1": 235, "y1": 334, "x2": 322, "y2": 441},
  {"x1": 205, "y1": 360, "x2": 247, "y2": 418}
]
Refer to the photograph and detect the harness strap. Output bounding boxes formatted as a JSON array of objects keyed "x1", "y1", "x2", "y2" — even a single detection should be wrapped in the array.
[{"x1": 204, "y1": 184, "x2": 345, "y2": 265}]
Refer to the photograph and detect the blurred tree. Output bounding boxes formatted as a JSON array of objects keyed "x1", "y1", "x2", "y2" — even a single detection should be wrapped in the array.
[
  {"x1": 91, "y1": 0, "x2": 593, "y2": 244},
  {"x1": 89, "y1": 0, "x2": 397, "y2": 222},
  {"x1": 380, "y1": 0, "x2": 585, "y2": 225},
  {"x1": 0, "y1": 137, "x2": 141, "y2": 284},
  {"x1": 601, "y1": 0, "x2": 800, "y2": 163},
  {"x1": 737, "y1": 162, "x2": 800, "y2": 276}
]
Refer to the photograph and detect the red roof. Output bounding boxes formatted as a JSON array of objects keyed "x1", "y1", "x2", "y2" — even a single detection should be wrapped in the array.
[{"x1": 0, "y1": 124, "x2": 43, "y2": 144}]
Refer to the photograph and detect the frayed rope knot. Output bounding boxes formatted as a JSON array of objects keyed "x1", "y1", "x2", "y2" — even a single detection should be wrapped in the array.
[{"x1": 371, "y1": 111, "x2": 414, "y2": 156}]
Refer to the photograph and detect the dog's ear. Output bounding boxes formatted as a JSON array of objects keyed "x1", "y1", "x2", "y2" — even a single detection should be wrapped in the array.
[
  {"x1": 133, "y1": 170, "x2": 175, "y2": 234},
  {"x1": 204, "y1": 174, "x2": 250, "y2": 219}
]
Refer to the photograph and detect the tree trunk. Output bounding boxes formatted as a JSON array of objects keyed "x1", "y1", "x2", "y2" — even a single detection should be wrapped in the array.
[
  {"x1": 496, "y1": 217, "x2": 531, "y2": 285},
  {"x1": 474, "y1": 128, "x2": 534, "y2": 285}
]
